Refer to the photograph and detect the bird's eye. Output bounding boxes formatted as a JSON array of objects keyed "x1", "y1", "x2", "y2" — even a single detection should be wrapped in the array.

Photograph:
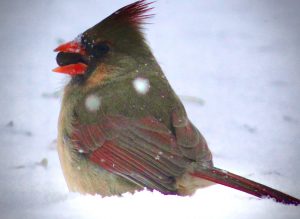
[{"x1": 93, "y1": 43, "x2": 110, "y2": 58}]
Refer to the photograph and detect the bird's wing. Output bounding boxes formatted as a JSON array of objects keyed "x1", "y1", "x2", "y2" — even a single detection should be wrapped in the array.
[
  {"x1": 67, "y1": 111, "x2": 300, "y2": 205},
  {"x1": 69, "y1": 112, "x2": 212, "y2": 194}
]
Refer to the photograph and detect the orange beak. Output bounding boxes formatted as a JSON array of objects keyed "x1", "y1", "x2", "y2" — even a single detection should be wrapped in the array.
[
  {"x1": 54, "y1": 41, "x2": 86, "y2": 55},
  {"x1": 53, "y1": 40, "x2": 88, "y2": 75}
]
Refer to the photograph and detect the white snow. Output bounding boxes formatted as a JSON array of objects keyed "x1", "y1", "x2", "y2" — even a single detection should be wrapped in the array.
[
  {"x1": 132, "y1": 77, "x2": 150, "y2": 95},
  {"x1": 1, "y1": 0, "x2": 300, "y2": 219},
  {"x1": 85, "y1": 94, "x2": 101, "y2": 112}
]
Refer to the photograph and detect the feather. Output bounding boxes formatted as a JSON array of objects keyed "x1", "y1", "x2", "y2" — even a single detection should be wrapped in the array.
[
  {"x1": 192, "y1": 167, "x2": 300, "y2": 205},
  {"x1": 108, "y1": 0, "x2": 155, "y2": 27}
]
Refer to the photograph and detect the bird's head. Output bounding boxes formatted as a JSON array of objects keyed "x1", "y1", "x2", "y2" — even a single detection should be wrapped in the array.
[{"x1": 53, "y1": 0, "x2": 154, "y2": 85}]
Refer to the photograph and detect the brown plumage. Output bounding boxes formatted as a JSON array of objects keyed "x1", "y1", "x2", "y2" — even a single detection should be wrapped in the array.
[{"x1": 53, "y1": 0, "x2": 300, "y2": 205}]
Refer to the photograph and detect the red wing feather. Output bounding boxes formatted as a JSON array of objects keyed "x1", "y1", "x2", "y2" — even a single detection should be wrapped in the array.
[
  {"x1": 172, "y1": 111, "x2": 213, "y2": 162},
  {"x1": 71, "y1": 115, "x2": 191, "y2": 193},
  {"x1": 69, "y1": 114, "x2": 300, "y2": 204},
  {"x1": 72, "y1": 124, "x2": 105, "y2": 153}
]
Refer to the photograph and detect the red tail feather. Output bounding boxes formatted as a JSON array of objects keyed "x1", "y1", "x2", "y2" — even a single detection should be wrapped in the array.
[{"x1": 191, "y1": 167, "x2": 300, "y2": 205}]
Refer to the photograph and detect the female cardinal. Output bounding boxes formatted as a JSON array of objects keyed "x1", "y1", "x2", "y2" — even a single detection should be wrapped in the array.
[{"x1": 53, "y1": 0, "x2": 299, "y2": 205}]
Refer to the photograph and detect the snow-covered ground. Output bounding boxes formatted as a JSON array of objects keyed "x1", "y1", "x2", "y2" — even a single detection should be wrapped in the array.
[{"x1": 1, "y1": 0, "x2": 299, "y2": 218}]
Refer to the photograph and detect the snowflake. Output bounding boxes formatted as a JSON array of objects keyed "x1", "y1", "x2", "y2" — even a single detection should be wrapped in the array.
[
  {"x1": 85, "y1": 94, "x2": 101, "y2": 112},
  {"x1": 132, "y1": 77, "x2": 150, "y2": 95}
]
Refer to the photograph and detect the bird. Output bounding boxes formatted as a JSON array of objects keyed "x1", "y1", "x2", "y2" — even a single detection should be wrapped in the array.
[{"x1": 53, "y1": 0, "x2": 299, "y2": 205}]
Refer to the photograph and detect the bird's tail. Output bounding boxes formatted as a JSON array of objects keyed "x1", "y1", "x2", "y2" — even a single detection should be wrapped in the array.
[{"x1": 191, "y1": 167, "x2": 300, "y2": 205}]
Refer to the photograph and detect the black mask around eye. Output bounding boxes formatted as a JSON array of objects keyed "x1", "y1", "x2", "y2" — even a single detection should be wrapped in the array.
[{"x1": 93, "y1": 43, "x2": 110, "y2": 58}]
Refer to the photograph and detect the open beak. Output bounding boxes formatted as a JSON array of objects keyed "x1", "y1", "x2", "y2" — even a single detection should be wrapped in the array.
[
  {"x1": 53, "y1": 40, "x2": 88, "y2": 75},
  {"x1": 54, "y1": 41, "x2": 86, "y2": 55}
]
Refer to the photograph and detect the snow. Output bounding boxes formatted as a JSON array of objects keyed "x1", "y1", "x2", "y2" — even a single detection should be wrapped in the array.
[
  {"x1": 1, "y1": 0, "x2": 300, "y2": 219},
  {"x1": 85, "y1": 94, "x2": 101, "y2": 112},
  {"x1": 132, "y1": 77, "x2": 150, "y2": 95}
]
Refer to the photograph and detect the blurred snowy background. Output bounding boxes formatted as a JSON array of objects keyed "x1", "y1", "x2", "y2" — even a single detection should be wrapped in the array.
[{"x1": 1, "y1": 0, "x2": 300, "y2": 218}]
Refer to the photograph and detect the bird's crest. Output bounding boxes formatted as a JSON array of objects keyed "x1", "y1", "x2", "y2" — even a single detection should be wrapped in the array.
[{"x1": 105, "y1": 0, "x2": 154, "y2": 28}]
